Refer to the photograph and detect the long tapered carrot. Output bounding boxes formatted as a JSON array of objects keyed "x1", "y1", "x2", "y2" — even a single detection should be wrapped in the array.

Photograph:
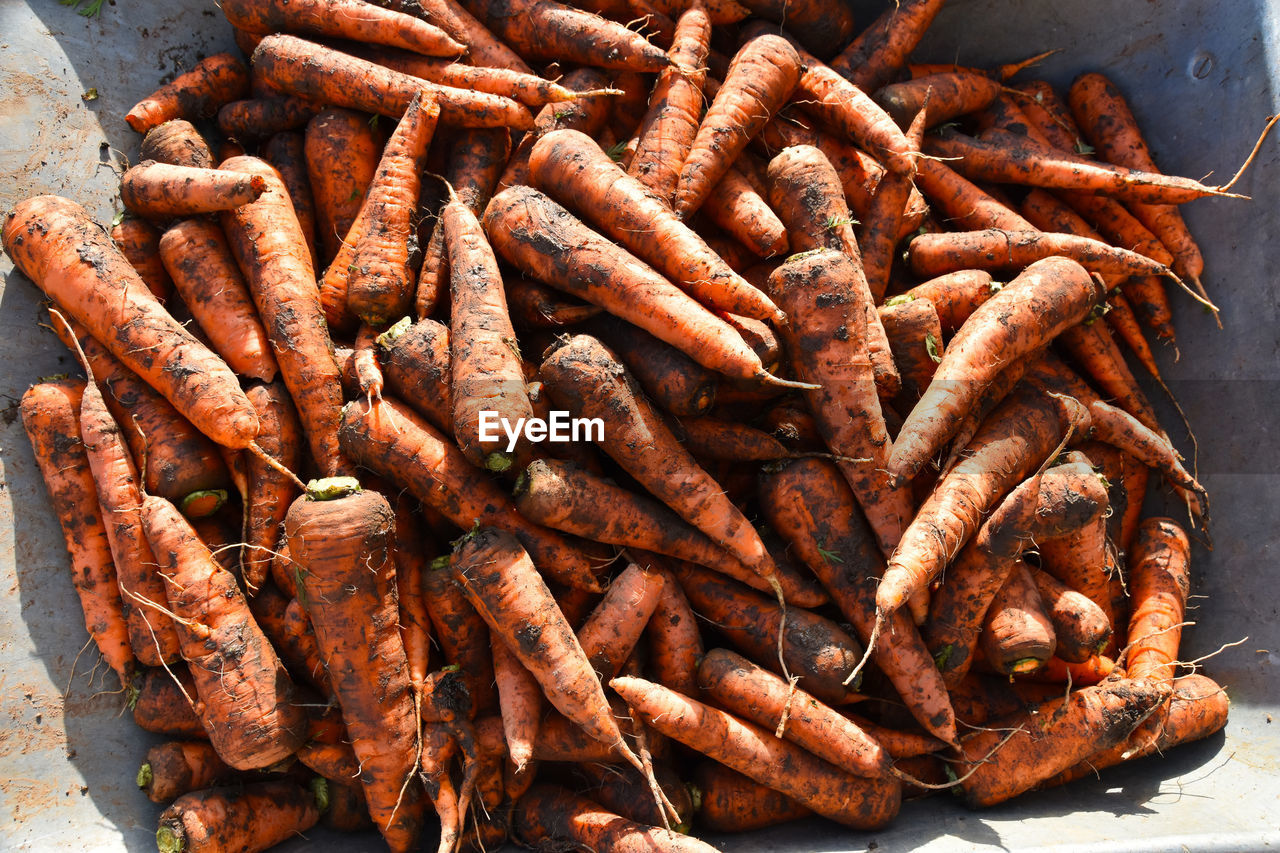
[
  {"x1": 769, "y1": 250, "x2": 914, "y2": 557},
  {"x1": 306, "y1": 108, "x2": 382, "y2": 272},
  {"x1": 252, "y1": 35, "x2": 534, "y2": 129},
  {"x1": 219, "y1": 156, "x2": 346, "y2": 476},
  {"x1": 530, "y1": 129, "x2": 783, "y2": 324},
  {"x1": 1125, "y1": 518, "x2": 1192, "y2": 683},
  {"x1": 484, "y1": 187, "x2": 797, "y2": 386},
  {"x1": 143, "y1": 494, "x2": 308, "y2": 770},
  {"x1": 859, "y1": 103, "x2": 929, "y2": 303},
  {"x1": 240, "y1": 382, "x2": 303, "y2": 592},
  {"x1": 344, "y1": 92, "x2": 441, "y2": 328},
  {"x1": 121, "y1": 161, "x2": 266, "y2": 218},
  {"x1": 906, "y1": 228, "x2": 1178, "y2": 281},
  {"x1": 409, "y1": 0, "x2": 534, "y2": 72},
  {"x1": 358, "y1": 45, "x2": 594, "y2": 108},
  {"x1": 458, "y1": 0, "x2": 670, "y2": 71},
  {"x1": 5, "y1": 198, "x2": 259, "y2": 449},
  {"x1": 222, "y1": 0, "x2": 465, "y2": 56},
  {"x1": 158, "y1": 219, "x2": 277, "y2": 382},
  {"x1": 285, "y1": 481, "x2": 428, "y2": 852},
  {"x1": 126, "y1": 53, "x2": 250, "y2": 133},
  {"x1": 338, "y1": 396, "x2": 602, "y2": 591},
  {"x1": 914, "y1": 158, "x2": 1035, "y2": 231},
  {"x1": 20, "y1": 380, "x2": 135, "y2": 685},
  {"x1": 628, "y1": 6, "x2": 711, "y2": 202},
  {"x1": 889, "y1": 256, "x2": 1102, "y2": 480},
  {"x1": 575, "y1": 562, "x2": 665, "y2": 682},
  {"x1": 674, "y1": 34, "x2": 801, "y2": 217},
  {"x1": 613, "y1": 676, "x2": 902, "y2": 828},
  {"x1": 539, "y1": 335, "x2": 778, "y2": 583},
  {"x1": 829, "y1": 0, "x2": 946, "y2": 91}
]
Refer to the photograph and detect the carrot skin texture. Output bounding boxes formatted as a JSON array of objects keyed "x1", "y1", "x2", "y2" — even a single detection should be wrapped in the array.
[
  {"x1": 143, "y1": 495, "x2": 307, "y2": 770},
  {"x1": 306, "y1": 109, "x2": 382, "y2": 271},
  {"x1": 252, "y1": 35, "x2": 534, "y2": 129},
  {"x1": 140, "y1": 119, "x2": 215, "y2": 168},
  {"x1": 675, "y1": 34, "x2": 801, "y2": 217},
  {"x1": 131, "y1": 666, "x2": 207, "y2": 738},
  {"x1": 1126, "y1": 518, "x2": 1192, "y2": 683},
  {"x1": 241, "y1": 382, "x2": 304, "y2": 592},
  {"x1": 497, "y1": 68, "x2": 612, "y2": 194},
  {"x1": 576, "y1": 562, "x2": 665, "y2": 682},
  {"x1": 1031, "y1": 567, "x2": 1113, "y2": 664},
  {"x1": 3, "y1": 196, "x2": 259, "y2": 449},
  {"x1": 914, "y1": 158, "x2": 1035, "y2": 231},
  {"x1": 221, "y1": 0, "x2": 465, "y2": 57},
  {"x1": 492, "y1": 637, "x2": 542, "y2": 772},
  {"x1": 338, "y1": 397, "x2": 600, "y2": 591},
  {"x1": 422, "y1": 565, "x2": 498, "y2": 713},
  {"x1": 159, "y1": 218, "x2": 278, "y2": 382},
  {"x1": 377, "y1": 317, "x2": 453, "y2": 431},
  {"x1": 906, "y1": 228, "x2": 1175, "y2": 280},
  {"x1": 586, "y1": 315, "x2": 718, "y2": 418},
  {"x1": 219, "y1": 156, "x2": 347, "y2": 476},
  {"x1": 458, "y1": 0, "x2": 670, "y2": 71},
  {"x1": 694, "y1": 762, "x2": 812, "y2": 831},
  {"x1": 612, "y1": 676, "x2": 902, "y2": 828},
  {"x1": 20, "y1": 381, "x2": 134, "y2": 684},
  {"x1": 889, "y1": 256, "x2": 1102, "y2": 481},
  {"x1": 515, "y1": 784, "x2": 721, "y2": 853},
  {"x1": 530, "y1": 129, "x2": 783, "y2": 324},
  {"x1": 829, "y1": 0, "x2": 945, "y2": 91},
  {"x1": 156, "y1": 781, "x2": 320, "y2": 853},
  {"x1": 126, "y1": 53, "x2": 250, "y2": 133},
  {"x1": 979, "y1": 558, "x2": 1057, "y2": 674},
  {"x1": 411, "y1": 0, "x2": 535, "y2": 72},
  {"x1": 284, "y1": 488, "x2": 426, "y2": 852}
]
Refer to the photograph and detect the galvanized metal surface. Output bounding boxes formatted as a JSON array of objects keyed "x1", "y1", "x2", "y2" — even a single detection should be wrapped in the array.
[{"x1": 0, "y1": 0, "x2": 1277, "y2": 850}]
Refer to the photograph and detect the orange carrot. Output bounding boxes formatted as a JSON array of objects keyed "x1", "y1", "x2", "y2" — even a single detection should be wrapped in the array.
[
  {"x1": 1029, "y1": 566, "x2": 1113, "y2": 665},
  {"x1": 576, "y1": 562, "x2": 665, "y2": 682},
  {"x1": 158, "y1": 219, "x2": 278, "y2": 382},
  {"x1": 914, "y1": 158, "x2": 1036, "y2": 231},
  {"x1": 693, "y1": 762, "x2": 812, "y2": 831},
  {"x1": 20, "y1": 380, "x2": 134, "y2": 684},
  {"x1": 131, "y1": 666, "x2": 207, "y2": 739},
  {"x1": 675, "y1": 34, "x2": 801, "y2": 217},
  {"x1": 306, "y1": 108, "x2": 382, "y2": 270},
  {"x1": 121, "y1": 161, "x2": 267, "y2": 218},
  {"x1": 111, "y1": 217, "x2": 172, "y2": 302},
  {"x1": 137, "y1": 741, "x2": 232, "y2": 804},
  {"x1": 458, "y1": 0, "x2": 670, "y2": 71},
  {"x1": 217, "y1": 97, "x2": 316, "y2": 139},
  {"x1": 492, "y1": 638, "x2": 542, "y2": 773},
  {"x1": 700, "y1": 166, "x2": 789, "y2": 258},
  {"x1": 241, "y1": 382, "x2": 303, "y2": 592},
  {"x1": 979, "y1": 558, "x2": 1057, "y2": 675},
  {"x1": 587, "y1": 315, "x2": 718, "y2": 418},
  {"x1": 140, "y1": 119, "x2": 215, "y2": 169},
  {"x1": 515, "y1": 784, "x2": 720, "y2": 853},
  {"x1": 4, "y1": 197, "x2": 259, "y2": 449},
  {"x1": 497, "y1": 69, "x2": 613, "y2": 194},
  {"x1": 507, "y1": 275, "x2": 602, "y2": 328},
  {"x1": 423, "y1": 560, "x2": 498, "y2": 714},
  {"x1": 219, "y1": 156, "x2": 346, "y2": 475},
  {"x1": 829, "y1": 0, "x2": 946, "y2": 91},
  {"x1": 878, "y1": 71, "x2": 1003, "y2": 128},
  {"x1": 359, "y1": 45, "x2": 594, "y2": 108},
  {"x1": 889, "y1": 256, "x2": 1102, "y2": 480},
  {"x1": 411, "y1": 0, "x2": 535, "y2": 72},
  {"x1": 156, "y1": 781, "x2": 321, "y2": 853},
  {"x1": 377, "y1": 317, "x2": 452, "y2": 431},
  {"x1": 126, "y1": 53, "x2": 250, "y2": 133},
  {"x1": 1125, "y1": 518, "x2": 1191, "y2": 683},
  {"x1": 222, "y1": 0, "x2": 465, "y2": 57}
]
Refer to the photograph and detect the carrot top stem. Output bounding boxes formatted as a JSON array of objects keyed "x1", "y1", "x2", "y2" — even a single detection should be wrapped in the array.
[{"x1": 304, "y1": 476, "x2": 363, "y2": 501}]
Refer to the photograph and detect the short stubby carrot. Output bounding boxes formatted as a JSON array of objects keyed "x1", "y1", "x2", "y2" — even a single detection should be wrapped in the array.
[
  {"x1": 155, "y1": 781, "x2": 321, "y2": 853},
  {"x1": 138, "y1": 741, "x2": 232, "y2": 804},
  {"x1": 158, "y1": 218, "x2": 278, "y2": 382},
  {"x1": 20, "y1": 380, "x2": 134, "y2": 684},
  {"x1": 140, "y1": 119, "x2": 215, "y2": 168},
  {"x1": 222, "y1": 0, "x2": 465, "y2": 57},
  {"x1": 126, "y1": 53, "x2": 250, "y2": 133},
  {"x1": 219, "y1": 156, "x2": 347, "y2": 475},
  {"x1": 530, "y1": 129, "x2": 784, "y2": 324},
  {"x1": 3, "y1": 196, "x2": 259, "y2": 449},
  {"x1": 979, "y1": 558, "x2": 1057, "y2": 675},
  {"x1": 121, "y1": 161, "x2": 267, "y2": 218},
  {"x1": 142, "y1": 494, "x2": 307, "y2": 770},
  {"x1": 675, "y1": 34, "x2": 800, "y2": 218},
  {"x1": 889, "y1": 256, "x2": 1102, "y2": 481},
  {"x1": 612, "y1": 676, "x2": 902, "y2": 829}
]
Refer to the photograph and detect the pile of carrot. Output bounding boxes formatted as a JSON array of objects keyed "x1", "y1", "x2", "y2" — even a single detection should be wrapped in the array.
[{"x1": 6, "y1": 0, "x2": 1256, "y2": 849}]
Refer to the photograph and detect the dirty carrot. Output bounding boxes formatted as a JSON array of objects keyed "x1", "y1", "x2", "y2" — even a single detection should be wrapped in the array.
[
  {"x1": 121, "y1": 161, "x2": 267, "y2": 218},
  {"x1": 828, "y1": 0, "x2": 946, "y2": 91},
  {"x1": 979, "y1": 558, "x2": 1057, "y2": 675},
  {"x1": 126, "y1": 53, "x2": 250, "y2": 133},
  {"x1": 576, "y1": 562, "x2": 666, "y2": 682},
  {"x1": 1125, "y1": 518, "x2": 1192, "y2": 683},
  {"x1": 156, "y1": 781, "x2": 321, "y2": 853},
  {"x1": 222, "y1": 0, "x2": 465, "y2": 57},
  {"x1": 111, "y1": 217, "x2": 172, "y2": 302},
  {"x1": 459, "y1": 0, "x2": 670, "y2": 71},
  {"x1": 693, "y1": 762, "x2": 812, "y2": 831},
  {"x1": 306, "y1": 108, "x2": 382, "y2": 271},
  {"x1": 515, "y1": 784, "x2": 721, "y2": 853},
  {"x1": 376, "y1": 317, "x2": 453, "y2": 432},
  {"x1": 138, "y1": 741, "x2": 232, "y2": 804},
  {"x1": 241, "y1": 382, "x2": 303, "y2": 592},
  {"x1": 140, "y1": 119, "x2": 215, "y2": 168}
]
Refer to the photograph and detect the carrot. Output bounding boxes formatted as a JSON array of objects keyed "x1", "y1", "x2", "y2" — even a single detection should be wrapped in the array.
[
  {"x1": 66, "y1": 330, "x2": 183, "y2": 668},
  {"x1": 979, "y1": 558, "x2": 1057, "y2": 675},
  {"x1": 360, "y1": 46, "x2": 594, "y2": 108},
  {"x1": 4, "y1": 196, "x2": 259, "y2": 449},
  {"x1": 443, "y1": 187, "x2": 536, "y2": 472},
  {"x1": 1038, "y1": 509, "x2": 1119, "y2": 635},
  {"x1": 141, "y1": 493, "x2": 307, "y2": 769},
  {"x1": 907, "y1": 229, "x2": 1176, "y2": 284},
  {"x1": 345, "y1": 92, "x2": 441, "y2": 328},
  {"x1": 858, "y1": 102, "x2": 930, "y2": 304},
  {"x1": 901, "y1": 271, "x2": 999, "y2": 334},
  {"x1": 925, "y1": 128, "x2": 1243, "y2": 206},
  {"x1": 140, "y1": 119, "x2": 215, "y2": 168},
  {"x1": 451, "y1": 527, "x2": 647, "y2": 775},
  {"x1": 247, "y1": 586, "x2": 331, "y2": 695},
  {"x1": 222, "y1": 0, "x2": 465, "y2": 57},
  {"x1": 497, "y1": 69, "x2": 614, "y2": 194},
  {"x1": 693, "y1": 762, "x2": 812, "y2": 831},
  {"x1": 131, "y1": 666, "x2": 207, "y2": 738},
  {"x1": 1125, "y1": 518, "x2": 1192, "y2": 684},
  {"x1": 539, "y1": 336, "x2": 779, "y2": 583},
  {"x1": 735, "y1": 0, "x2": 854, "y2": 58},
  {"x1": 491, "y1": 638, "x2": 542, "y2": 773},
  {"x1": 219, "y1": 156, "x2": 347, "y2": 476},
  {"x1": 138, "y1": 741, "x2": 232, "y2": 804},
  {"x1": 586, "y1": 315, "x2": 718, "y2": 418},
  {"x1": 306, "y1": 109, "x2": 382, "y2": 270},
  {"x1": 674, "y1": 34, "x2": 799, "y2": 217},
  {"x1": 673, "y1": 561, "x2": 861, "y2": 704},
  {"x1": 20, "y1": 380, "x2": 134, "y2": 684},
  {"x1": 889, "y1": 256, "x2": 1102, "y2": 480},
  {"x1": 700, "y1": 165, "x2": 789, "y2": 258},
  {"x1": 155, "y1": 781, "x2": 321, "y2": 853},
  {"x1": 1030, "y1": 566, "x2": 1113, "y2": 665},
  {"x1": 913, "y1": 158, "x2": 1036, "y2": 231},
  {"x1": 111, "y1": 217, "x2": 172, "y2": 302},
  {"x1": 576, "y1": 762, "x2": 695, "y2": 833},
  {"x1": 769, "y1": 250, "x2": 913, "y2": 556},
  {"x1": 613, "y1": 675, "x2": 902, "y2": 828},
  {"x1": 699, "y1": 648, "x2": 890, "y2": 777},
  {"x1": 458, "y1": 0, "x2": 670, "y2": 71},
  {"x1": 217, "y1": 97, "x2": 316, "y2": 140},
  {"x1": 410, "y1": 0, "x2": 535, "y2": 72},
  {"x1": 877, "y1": 71, "x2": 1003, "y2": 128},
  {"x1": 628, "y1": 6, "x2": 711, "y2": 202},
  {"x1": 377, "y1": 317, "x2": 452, "y2": 431},
  {"x1": 158, "y1": 219, "x2": 278, "y2": 382},
  {"x1": 515, "y1": 784, "x2": 720, "y2": 853},
  {"x1": 879, "y1": 383, "x2": 1081, "y2": 618},
  {"x1": 338, "y1": 397, "x2": 601, "y2": 591},
  {"x1": 390, "y1": 497, "x2": 434, "y2": 710},
  {"x1": 952, "y1": 678, "x2": 1167, "y2": 807},
  {"x1": 673, "y1": 415, "x2": 795, "y2": 461},
  {"x1": 829, "y1": 0, "x2": 946, "y2": 91},
  {"x1": 1068, "y1": 72, "x2": 1207, "y2": 292},
  {"x1": 576, "y1": 562, "x2": 665, "y2": 682},
  {"x1": 507, "y1": 275, "x2": 602, "y2": 328},
  {"x1": 635, "y1": 564, "x2": 702, "y2": 697},
  {"x1": 284, "y1": 481, "x2": 428, "y2": 852},
  {"x1": 126, "y1": 53, "x2": 250, "y2": 133},
  {"x1": 423, "y1": 561, "x2": 498, "y2": 713},
  {"x1": 252, "y1": 35, "x2": 535, "y2": 129},
  {"x1": 240, "y1": 382, "x2": 304, "y2": 592},
  {"x1": 879, "y1": 296, "x2": 943, "y2": 404},
  {"x1": 1120, "y1": 455, "x2": 1151, "y2": 554},
  {"x1": 638, "y1": 0, "x2": 747, "y2": 24},
  {"x1": 529, "y1": 129, "x2": 784, "y2": 324},
  {"x1": 756, "y1": 458, "x2": 958, "y2": 744},
  {"x1": 348, "y1": 325, "x2": 384, "y2": 405},
  {"x1": 120, "y1": 161, "x2": 267, "y2": 219},
  {"x1": 485, "y1": 189, "x2": 795, "y2": 386}
]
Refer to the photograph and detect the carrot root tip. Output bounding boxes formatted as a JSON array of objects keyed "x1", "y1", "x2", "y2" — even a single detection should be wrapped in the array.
[{"x1": 757, "y1": 372, "x2": 820, "y2": 391}]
